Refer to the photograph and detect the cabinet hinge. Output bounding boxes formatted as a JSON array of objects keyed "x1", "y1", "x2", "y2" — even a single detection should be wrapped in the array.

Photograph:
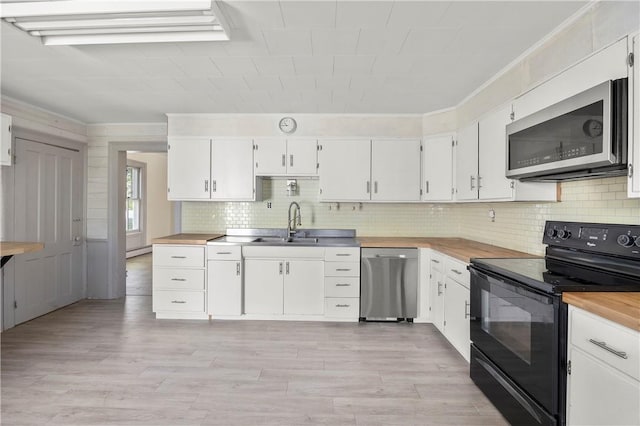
[
  {"x1": 510, "y1": 181, "x2": 515, "y2": 189},
  {"x1": 420, "y1": 189, "x2": 423, "y2": 196},
  {"x1": 451, "y1": 139, "x2": 455, "y2": 147},
  {"x1": 420, "y1": 145, "x2": 423, "y2": 152},
  {"x1": 629, "y1": 52, "x2": 634, "y2": 67},
  {"x1": 167, "y1": 144, "x2": 170, "y2": 150},
  {"x1": 256, "y1": 162, "x2": 259, "y2": 168},
  {"x1": 316, "y1": 162, "x2": 319, "y2": 170},
  {"x1": 451, "y1": 187, "x2": 455, "y2": 195},
  {"x1": 567, "y1": 360, "x2": 571, "y2": 375},
  {"x1": 629, "y1": 164, "x2": 634, "y2": 178},
  {"x1": 14, "y1": 300, "x2": 17, "y2": 309},
  {"x1": 317, "y1": 145, "x2": 323, "y2": 151},
  {"x1": 167, "y1": 187, "x2": 170, "y2": 193},
  {"x1": 444, "y1": 320, "x2": 447, "y2": 326},
  {"x1": 510, "y1": 111, "x2": 515, "y2": 121},
  {"x1": 254, "y1": 144, "x2": 258, "y2": 150},
  {"x1": 319, "y1": 188, "x2": 323, "y2": 195}
]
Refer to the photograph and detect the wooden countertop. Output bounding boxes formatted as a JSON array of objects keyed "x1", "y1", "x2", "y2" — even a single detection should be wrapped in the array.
[
  {"x1": 563, "y1": 292, "x2": 640, "y2": 332},
  {"x1": 357, "y1": 237, "x2": 533, "y2": 263},
  {"x1": 151, "y1": 233, "x2": 224, "y2": 245},
  {"x1": 0, "y1": 242, "x2": 45, "y2": 257}
]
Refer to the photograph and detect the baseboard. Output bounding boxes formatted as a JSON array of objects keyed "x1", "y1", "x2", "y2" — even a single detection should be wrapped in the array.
[{"x1": 126, "y1": 246, "x2": 152, "y2": 259}]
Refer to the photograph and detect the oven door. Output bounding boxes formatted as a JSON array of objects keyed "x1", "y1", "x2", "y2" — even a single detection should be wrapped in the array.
[{"x1": 469, "y1": 266, "x2": 561, "y2": 415}]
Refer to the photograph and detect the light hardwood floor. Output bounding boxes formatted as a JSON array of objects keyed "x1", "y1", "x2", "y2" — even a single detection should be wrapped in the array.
[
  {"x1": 126, "y1": 253, "x2": 152, "y2": 296},
  {"x1": 1, "y1": 296, "x2": 507, "y2": 425}
]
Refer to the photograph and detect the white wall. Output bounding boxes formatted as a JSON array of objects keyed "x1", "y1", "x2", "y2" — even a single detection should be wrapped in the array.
[{"x1": 127, "y1": 152, "x2": 174, "y2": 246}]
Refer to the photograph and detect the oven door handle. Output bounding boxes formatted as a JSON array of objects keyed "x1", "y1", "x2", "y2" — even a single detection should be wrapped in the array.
[{"x1": 476, "y1": 357, "x2": 543, "y2": 424}]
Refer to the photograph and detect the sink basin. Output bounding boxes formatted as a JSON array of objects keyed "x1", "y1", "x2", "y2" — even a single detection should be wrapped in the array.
[{"x1": 253, "y1": 236, "x2": 319, "y2": 244}]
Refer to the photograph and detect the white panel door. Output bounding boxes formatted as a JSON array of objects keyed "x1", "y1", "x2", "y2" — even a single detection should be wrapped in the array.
[
  {"x1": 443, "y1": 277, "x2": 470, "y2": 362},
  {"x1": 287, "y1": 139, "x2": 317, "y2": 176},
  {"x1": 630, "y1": 35, "x2": 639, "y2": 197},
  {"x1": 478, "y1": 105, "x2": 514, "y2": 200},
  {"x1": 371, "y1": 139, "x2": 421, "y2": 201},
  {"x1": 429, "y1": 267, "x2": 445, "y2": 333},
  {"x1": 423, "y1": 134, "x2": 454, "y2": 201},
  {"x1": 318, "y1": 139, "x2": 371, "y2": 201},
  {"x1": 167, "y1": 137, "x2": 210, "y2": 200},
  {"x1": 208, "y1": 260, "x2": 242, "y2": 316},
  {"x1": 244, "y1": 259, "x2": 283, "y2": 314},
  {"x1": 13, "y1": 138, "x2": 84, "y2": 325},
  {"x1": 283, "y1": 260, "x2": 324, "y2": 315},
  {"x1": 211, "y1": 138, "x2": 255, "y2": 200},
  {"x1": 455, "y1": 123, "x2": 479, "y2": 201},
  {"x1": 0, "y1": 113, "x2": 11, "y2": 166},
  {"x1": 254, "y1": 138, "x2": 286, "y2": 176}
]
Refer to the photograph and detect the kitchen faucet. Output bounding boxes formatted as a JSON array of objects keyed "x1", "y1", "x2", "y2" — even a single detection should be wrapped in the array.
[{"x1": 287, "y1": 201, "x2": 302, "y2": 238}]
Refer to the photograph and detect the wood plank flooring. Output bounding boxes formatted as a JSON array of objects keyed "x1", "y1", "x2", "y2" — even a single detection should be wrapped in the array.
[
  {"x1": 1, "y1": 296, "x2": 507, "y2": 425},
  {"x1": 126, "y1": 254, "x2": 152, "y2": 296}
]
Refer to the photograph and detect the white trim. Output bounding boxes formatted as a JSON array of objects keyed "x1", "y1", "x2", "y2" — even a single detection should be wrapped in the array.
[{"x1": 126, "y1": 245, "x2": 151, "y2": 259}]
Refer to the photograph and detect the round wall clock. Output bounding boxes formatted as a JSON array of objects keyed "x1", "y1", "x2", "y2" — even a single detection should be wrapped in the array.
[
  {"x1": 278, "y1": 117, "x2": 297, "y2": 134},
  {"x1": 582, "y1": 119, "x2": 603, "y2": 138}
]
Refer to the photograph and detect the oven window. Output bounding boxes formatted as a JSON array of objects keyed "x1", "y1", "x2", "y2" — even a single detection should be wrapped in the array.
[{"x1": 481, "y1": 289, "x2": 532, "y2": 364}]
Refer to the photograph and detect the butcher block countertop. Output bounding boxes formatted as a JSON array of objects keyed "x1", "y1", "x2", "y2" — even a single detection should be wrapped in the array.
[
  {"x1": 357, "y1": 237, "x2": 534, "y2": 263},
  {"x1": 563, "y1": 292, "x2": 640, "y2": 332},
  {"x1": 152, "y1": 233, "x2": 224, "y2": 245},
  {"x1": 0, "y1": 241, "x2": 45, "y2": 257}
]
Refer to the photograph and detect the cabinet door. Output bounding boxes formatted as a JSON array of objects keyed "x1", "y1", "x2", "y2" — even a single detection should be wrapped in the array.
[
  {"x1": 208, "y1": 260, "x2": 242, "y2": 316},
  {"x1": 567, "y1": 347, "x2": 640, "y2": 426},
  {"x1": 283, "y1": 260, "x2": 324, "y2": 315},
  {"x1": 211, "y1": 138, "x2": 255, "y2": 200},
  {"x1": 429, "y1": 267, "x2": 445, "y2": 332},
  {"x1": 254, "y1": 138, "x2": 286, "y2": 176},
  {"x1": 423, "y1": 134, "x2": 454, "y2": 201},
  {"x1": 443, "y1": 277, "x2": 470, "y2": 361},
  {"x1": 630, "y1": 35, "x2": 640, "y2": 197},
  {"x1": 318, "y1": 139, "x2": 371, "y2": 201},
  {"x1": 0, "y1": 113, "x2": 12, "y2": 166},
  {"x1": 244, "y1": 259, "x2": 283, "y2": 314},
  {"x1": 371, "y1": 139, "x2": 421, "y2": 201},
  {"x1": 287, "y1": 139, "x2": 318, "y2": 176},
  {"x1": 455, "y1": 123, "x2": 479, "y2": 201},
  {"x1": 478, "y1": 105, "x2": 513, "y2": 200},
  {"x1": 167, "y1": 137, "x2": 210, "y2": 200}
]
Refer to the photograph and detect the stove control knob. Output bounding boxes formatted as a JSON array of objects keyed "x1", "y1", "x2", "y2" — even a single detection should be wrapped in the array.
[
  {"x1": 558, "y1": 230, "x2": 571, "y2": 240},
  {"x1": 635, "y1": 237, "x2": 640, "y2": 248},
  {"x1": 617, "y1": 234, "x2": 635, "y2": 248},
  {"x1": 546, "y1": 228, "x2": 558, "y2": 238}
]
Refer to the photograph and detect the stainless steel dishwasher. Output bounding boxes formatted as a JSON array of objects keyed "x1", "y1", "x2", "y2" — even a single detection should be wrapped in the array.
[{"x1": 360, "y1": 248, "x2": 418, "y2": 322}]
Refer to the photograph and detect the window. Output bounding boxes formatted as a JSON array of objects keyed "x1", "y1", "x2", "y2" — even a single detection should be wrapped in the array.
[{"x1": 126, "y1": 166, "x2": 142, "y2": 232}]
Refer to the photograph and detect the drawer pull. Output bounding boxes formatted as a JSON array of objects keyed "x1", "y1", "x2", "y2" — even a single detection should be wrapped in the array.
[
  {"x1": 171, "y1": 300, "x2": 186, "y2": 304},
  {"x1": 437, "y1": 281, "x2": 443, "y2": 296},
  {"x1": 464, "y1": 301, "x2": 470, "y2": 319},
  {"x1": 335, "y1": 253, "x2": 352, "y2": 257},
  {"x1": 336, "y1": 268, "x2": 351, "y2": 272},
  {"x1": 171, "y1": 256, "x2": 187, "y2": 259},
  {"x1": 431, "y1": 259, "x2": 440, "y2": 264},
  {"x1": 335, "y1": 283, "x2": 351, "y2": 287},
  {"x1": 171, "y1": 278, "x2": 187, "y2": 282},
  {"x1": 217, "y1": 251, "x2": 232, "y2": 255},
  {"x1": 335, "y1": 304, "x2": 350, "y2": 308},
  {"x1": 588, "y1": 339, "x2": 628, "y2": 359},
  {"x1": 451, "y1": 269, "x2": 462, "y2": 275}
]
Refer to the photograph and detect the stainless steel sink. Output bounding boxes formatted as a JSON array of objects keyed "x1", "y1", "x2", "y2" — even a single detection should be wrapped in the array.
[
  {"x1": 253, "y1": 236, "x2": 319, "y2": 244},
  {"x1": 207, "y1": 229, "x2": 358, "y2": 247}
]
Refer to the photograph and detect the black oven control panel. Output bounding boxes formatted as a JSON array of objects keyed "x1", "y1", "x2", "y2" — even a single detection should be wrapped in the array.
[{"x1": 543, "y1": 221, "x2": 640, "y2": 257}]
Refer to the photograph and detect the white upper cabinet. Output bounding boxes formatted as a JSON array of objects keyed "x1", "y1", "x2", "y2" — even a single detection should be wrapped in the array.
[
  {"x1": 455, "y1": 123, "x2": 479, "y2": 201},
  {"x1": 167, "y1": 137, "x2": 211, "y2": 200},
  {"x1": 210, "y1": 138, "x2": 255, "y2": 200},
  {"x1": 0, "y1": 113, "x2": 12, "y2": 166},
  {"x1": 318, "y1": 139, "x2": 371, "y2": 201},
  {"x1": 422, "y1": 134, "x2": 454, "y2": 202},
  {"x1": 629, "y1": 34, "x2": 639, "y2": 198},
  {"x1": 371, "y1": 139, "x2": 421, "y2": 201},
  {"x1": 254, "y1": 138, "x2": 317, "y2": 176},
  {"x1": 478, "y1": 105, "x2": 513, "y2": 200}
]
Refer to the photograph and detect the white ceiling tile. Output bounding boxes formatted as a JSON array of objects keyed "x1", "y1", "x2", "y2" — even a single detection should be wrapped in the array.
[
  {"x1": 174, "y1": 77, "x2": 219, "y2": 92},
  {"x1": 211, "y1": 57, "x2": 259, "y2": 75},
  {"x1": 243, "y1": 75, "x2": 283, "y2": 91},
  {"x1": 356, "y1": 29, "x2": 409, "y2": 55},
  {"x1": 300, "y1": 89, "x2": 332, "y2": 103},
  {"x1": 171, "y1": 57, "x2": 222, "y2": 77},
  {"x1": 271, "y1": 91, "x2": 303, "y2": 104},
  {"x1": 280, "y1": 1, "x2": 336, "y2": 28},
  {"x1": 279, "y1": 75, "x2": 316, "y2": 90},
  {"x1": 144, "y1": 78, "x2": 186, "y2": 92},
  {"x1": 130, "y1": 58, "x2": 186, "y2": 78},
  {"x1": 400, "y1": 28, "x2": 459, "y2": 55},
  {"x1": 348, "y1": 74, "x2": 386, "y2": 90},
  {"x1": 221, "y1": 1, "x2": 284, "y2": 29},
  {"x1": 311, "y1": 29, "x2": 359, "y2": 55},
  {"x1": 251, "y1": 56, "x2": 296, "y2": 75},
  {"x1": 293, "y1": 56, "x2": 334, "y2": 75},
  {"x1": 336, "y1": 2, "x2": 394, "y2": 28},
  {"x1": 237, "y1": 90, "x2": 272, "y2": 104},
  {"x1": 333, "y1": 56, "x2": 376, "y2": 75},
  {"x1": 262, "y1": 29, "x2": 312, "y2": 55},
  {"x1": 209, "y1": 77, "x2": 250, "y2": 92},
  {"x1": 315, "y1": 76, "x2": 350, "y2": 90},
  {"x1": 177, "y1": 42, "x2": 229, "y2": 57},
  {"x1": 372, "y1": 56, "x2": 418, "y2": 74},
  {"x1": 386, "y1": 2, "x2": 452, "y2": 28}
]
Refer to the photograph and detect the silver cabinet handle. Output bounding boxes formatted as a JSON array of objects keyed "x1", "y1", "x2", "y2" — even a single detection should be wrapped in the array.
[
  {"x1": 171, "y1": 278, "x2": 186, "y2": 282},
  {"x1": 204, "y1": 179, "x2": 209, "y2": 192},
  {"x1": 425, "y1": 180, "x2": 429, "y2": 194},
  {"x1": 286, "y1": 261, "x2": 290, "y2": 275},
  {"x1": 588, "y1": 339, "x2": 628, "y2": 359},
  {"x1": 236, "y1": 262, "x2": 240, "y2": 276},
  {"x1": 335, "y1": 253, "x2": 351, "y2": 257},
  {"x1": 336, "y1": 268, "x2": 351, "y2": 272},
  {"x1": 374, "y1": 181, "x2": 378, "y2": 194},
  {"x1": 451, "y1": 269, "x2": 462, "y2": 275},
  {"x1": 212, "y1": 180, "x2": 217, "y2": 192},
  {"x1": 335, "y1": 304, "x2": 350, "y2": 308},
  {"x1": 464, "y1": 301, "x2": 470, "y2": 319},
  {"x1": 477, "y1": 175, "x2": 482, "y2": 189},
  {"x1": 335, "y1": 283, "x2": 351, "y2": 287},
  {"x1": 282, "y1": 154, "x2": 286, "y2": 167},
  {"x1": 470, "y1": 175, "x2": 475, "y2": 190},
  {"x1": 171, "y1": 256, "x2": 186, "y2": 259},
  {"x1": 290, "y1": 154, "x2": 293, "y2": 167},
  {"x1": 171, "y1": 300, "x2": 186, "y2": 304},
  {"x1": 366, "y1": 181, "x2": 370, "y2": 194},
  {"x1": 437, "y1": 281, "x2": 443, "y2": 296},
  {"x1": 431, "y1": 259, "x2": 440, "y2": 264},
  {"x1": 216, "y1": 251, "x2": 232, "y2": 255}
]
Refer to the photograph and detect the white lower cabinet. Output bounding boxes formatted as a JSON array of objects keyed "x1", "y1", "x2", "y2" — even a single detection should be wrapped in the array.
[
  {"x1": 283, "y1": 260, "x2": 324, "y2": 315},
  {"x1": 567, "y1": 306, "x2": 640, "y2": 425},
  {"x1": 152, "y1": 244, "x2": 207, "y2": 319},
  {"x1": 207, "y1": 246, "x2": 242, "y2": 317},
  {"x1": 244, "y1": 259, "x2": 284, "y2": 315},
  {"x1": 429, "y1": 252, "x2": 446, "y2": 332}
]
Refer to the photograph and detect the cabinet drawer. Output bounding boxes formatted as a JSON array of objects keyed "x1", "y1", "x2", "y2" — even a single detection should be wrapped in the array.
[
  {"x1": 153, "y1": 268, "x2": 205, "y2": 290},
  {"x1": 324, "y1": 297, "x2": 359, "y2": 318},
  {"x1": 153, "y1": 245, "x2": 205, "y2": 268},
  {"x1": 446, "y1": 258, "x2": 469, "y2": 289},
  {"x1": 325, "y1": 247, "x2": 360, "y2": 261},
  {"x1": 571, "y1": 307, "x2": 640, "y2": 381},
  {"x1": 207, "y1": 245, "x2": 241, "y2": 260},
  {"x1": 430, "y1": 252, "x2": 445, "y2": 272},
  {"x1": 325, "y1": 262, "x2": 359, "y2": 277},
  {"x1": 325, "y1": 277, "x2": 360, "y2": 298},
  {"x1": 153, "y1": 290, "x2": 205, "y2": 313}
]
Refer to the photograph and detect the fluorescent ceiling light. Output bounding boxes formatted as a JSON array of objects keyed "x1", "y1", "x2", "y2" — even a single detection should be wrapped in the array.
[{"x1": 1, "y1": 0, "x2": 230, "y2": 45}]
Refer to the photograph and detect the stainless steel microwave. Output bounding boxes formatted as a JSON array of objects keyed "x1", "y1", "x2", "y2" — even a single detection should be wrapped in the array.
[{"x1": 506, "y1": 78, "x2": 628, "y2": 181}]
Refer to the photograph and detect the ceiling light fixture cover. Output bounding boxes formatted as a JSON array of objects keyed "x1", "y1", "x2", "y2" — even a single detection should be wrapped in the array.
[{"x1": 0, "y1": 0, "x2": 230, "y2": 45}]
